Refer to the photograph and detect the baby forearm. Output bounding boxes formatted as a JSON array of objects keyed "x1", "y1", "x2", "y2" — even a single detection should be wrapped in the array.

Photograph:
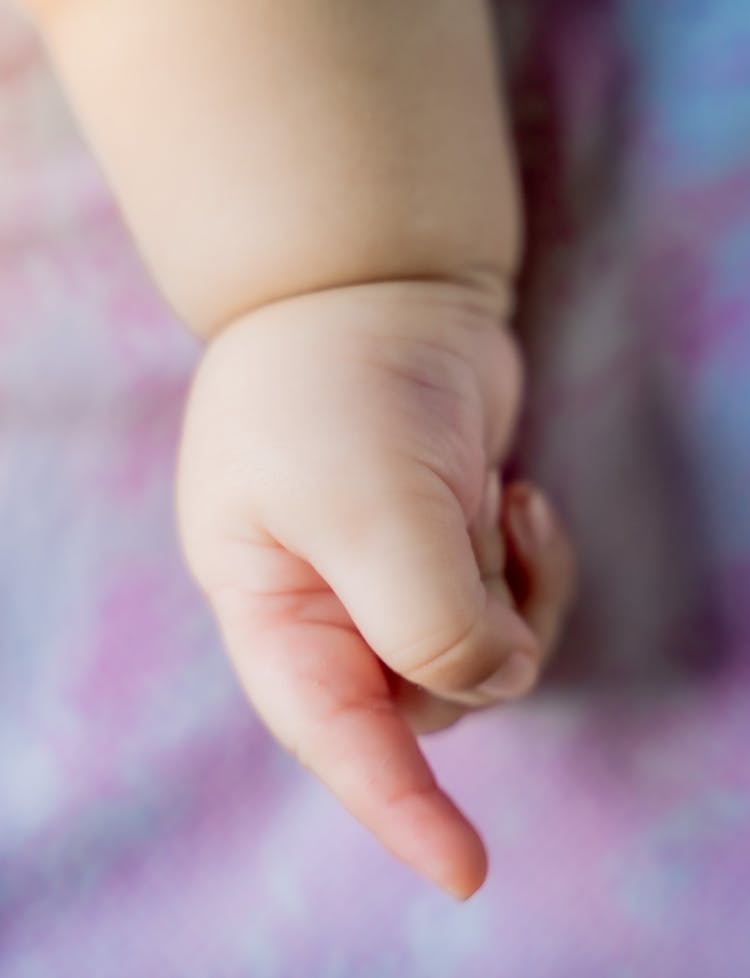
[{"x1": 27, "y1": 0, "x2": 521, "y2": 338}]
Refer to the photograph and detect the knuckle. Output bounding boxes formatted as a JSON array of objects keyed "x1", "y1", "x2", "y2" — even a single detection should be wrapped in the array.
[
  {"x1": 400, "y1": 603, "x2": 489, "y2": 696},
  {"x1": 287, "y1": 694, "x2": 394, "y2": 773}
]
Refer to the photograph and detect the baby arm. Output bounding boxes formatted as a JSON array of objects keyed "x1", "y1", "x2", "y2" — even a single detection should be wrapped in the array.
[
  {"x1": 25, "y1": 0, "x2": 521, "y2": 333},
  {"x1": 25, "y1": 0, "x2": 574, "y2": 897}
]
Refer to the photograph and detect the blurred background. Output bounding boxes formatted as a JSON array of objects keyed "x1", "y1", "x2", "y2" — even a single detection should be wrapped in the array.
[{"x1": 2, "y1": 1, "x2": 750, "y2": 975}]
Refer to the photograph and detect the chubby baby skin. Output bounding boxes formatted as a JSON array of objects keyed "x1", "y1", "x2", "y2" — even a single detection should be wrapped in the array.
[{"x1": 26, "y1": 0, "x2": 575, "y2": 897}]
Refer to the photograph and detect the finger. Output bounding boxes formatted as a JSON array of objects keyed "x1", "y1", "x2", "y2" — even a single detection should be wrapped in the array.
[
  {"x1": 210, "y1": 584, "x2": 487, "y2": 899},
  {"x1": 394, "y1": 476, "x2": 575, "y2": 728},
  {"x1": 503, "y1": 483, "x2": 577, "y2": 661},
  {"x1": 300, "y1": 466, "x2": 541, "y2": 708},
  {"x1": 387, "y1": 670, "x2": 469, "y2": 735},
  {"x1": 468, "y1": 468, "x2": 506, "y2": 582}
]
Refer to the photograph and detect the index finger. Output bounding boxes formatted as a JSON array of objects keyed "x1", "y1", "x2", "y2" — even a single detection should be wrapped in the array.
[{"x1": 210, "y1": 584, "x2": 488, "y2": 900}]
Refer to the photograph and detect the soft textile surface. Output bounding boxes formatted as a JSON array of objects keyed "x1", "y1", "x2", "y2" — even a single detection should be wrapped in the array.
[{"x1": 2, "y1": 2, "x2": 749, "y2": 975}]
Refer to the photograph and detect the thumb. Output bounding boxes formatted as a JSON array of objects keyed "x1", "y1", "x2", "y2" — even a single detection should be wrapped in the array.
[{"x1": 300, "y1": 463, "x2": 541, "y2": 707}]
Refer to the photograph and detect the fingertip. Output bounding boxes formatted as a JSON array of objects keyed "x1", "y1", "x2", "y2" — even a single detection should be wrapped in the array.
[
  {"x1": 476, "y1": 648, "x2": 539, "y2": 701},
  {"x1": 504, "y1": 483, "x2": 573, "y2": 596},
  {"x1": 502, "y1": 480, "x2": 577, "y2": 659},
  {"x1": 504, "y1": 482, "x2": 552, "y2": 549},
  {"x1": 447, "y1": 874, "x2": 486, "y2": 902},
  {"x1": 444, "y1": 843, "x2": 488, "y2": 902},
  {"x1": 376, "y1": 776, "x2": 487, "y2": 899},
  {"x1": 389, "y1": 674, "x2": 470, "y2": 734},
  {"x1": 411, "y1": 789, "x2": 487, "y2": 900}
]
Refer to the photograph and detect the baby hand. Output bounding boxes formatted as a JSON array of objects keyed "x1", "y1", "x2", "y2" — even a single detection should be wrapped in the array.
[{"x1": 176, "y1": 280, "x2": 574, "y2": 899}]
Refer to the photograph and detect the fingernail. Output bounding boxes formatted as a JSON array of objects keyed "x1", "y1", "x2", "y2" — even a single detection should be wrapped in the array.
[
  {"x1": 477, "y1": 651, "x2": 537, "y2": 700},
  {"x1": 509, "y1": 489, "x2": 554, "y2": 554}
]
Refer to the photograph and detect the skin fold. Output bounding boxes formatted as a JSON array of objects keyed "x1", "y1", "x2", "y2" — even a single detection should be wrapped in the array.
[{"x1": 23, "y1": 0, "x2": 575, "y2": 897}]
